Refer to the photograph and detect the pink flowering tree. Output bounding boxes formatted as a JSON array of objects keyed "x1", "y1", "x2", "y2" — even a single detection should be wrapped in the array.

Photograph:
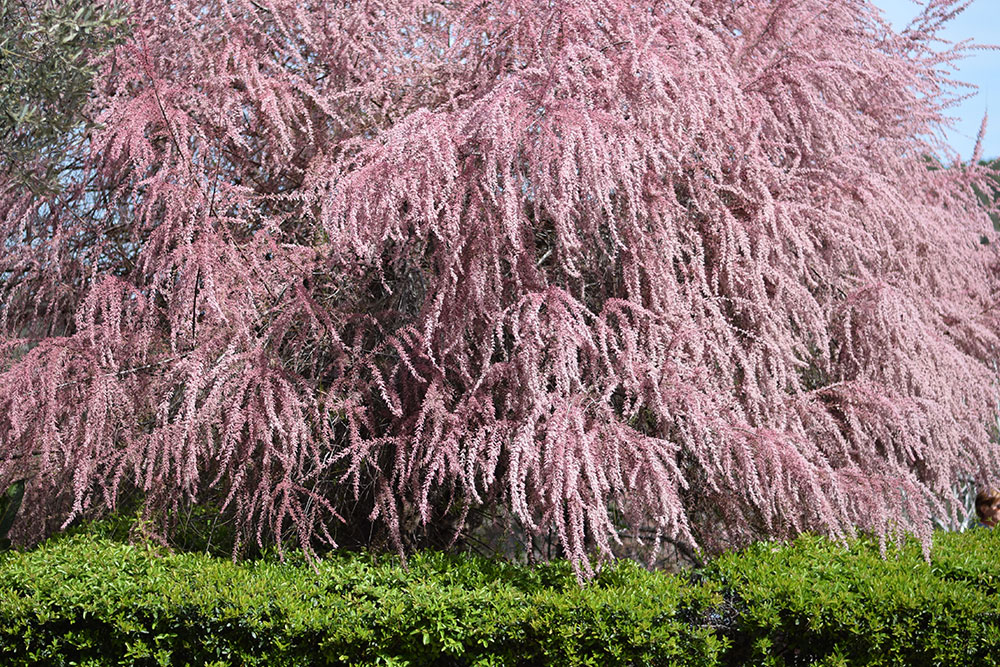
[{"x1": 2, "y1": 0, "x2": 1000, "y2": 570}]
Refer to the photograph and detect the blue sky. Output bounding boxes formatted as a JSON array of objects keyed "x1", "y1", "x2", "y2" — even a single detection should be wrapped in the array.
[{"x1": 871, "y1": 0, "x2": 1000, "y2": 160}]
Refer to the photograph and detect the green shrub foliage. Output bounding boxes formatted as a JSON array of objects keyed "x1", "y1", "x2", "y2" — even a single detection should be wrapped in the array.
[
  {"x1": 4, "y1": 529, "x2": 1000, "y2": 665},
  {"x1": 704, "y1": 530, "x2": 1000, "y2": 666},
  {"x1": 0, "y1": 535, "x2": 722, "y2": 666}
]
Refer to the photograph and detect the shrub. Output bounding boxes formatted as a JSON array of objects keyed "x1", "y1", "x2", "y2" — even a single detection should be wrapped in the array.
[
  {"x1": 706, "y1": 529, "x2": 1000, "y2": 666},
  {"x1": 0, "y1": 534, "x2": 723, "y2": 666},
  {"x1": 9, "y1": 528, "x2": 1000, "y2": 665}
]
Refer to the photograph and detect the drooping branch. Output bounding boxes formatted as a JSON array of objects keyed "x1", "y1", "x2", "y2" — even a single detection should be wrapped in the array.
[{"x1": 1, "y1": 0, "x2": 999, "y2": 573}]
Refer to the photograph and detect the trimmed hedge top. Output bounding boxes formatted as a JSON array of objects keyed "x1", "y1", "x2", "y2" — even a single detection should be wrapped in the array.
[
  {"x1": 3, "y1": 529, "x2": 1000, "y2": 665},
  {"x1": 0, "y1": 535, "x2": 721, "y2": 666},
  {"x1": 706, "y1": 531, "x2": 1000, "y2": 666}
]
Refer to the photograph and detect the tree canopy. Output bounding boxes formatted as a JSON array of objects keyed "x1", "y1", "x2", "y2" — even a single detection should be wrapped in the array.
[
  {"x1": 1, "y1": 0, "x2": 999, "y2": 572},
  {"x1": 1, "y1": 0, "x2": 127, "y2": 192}
]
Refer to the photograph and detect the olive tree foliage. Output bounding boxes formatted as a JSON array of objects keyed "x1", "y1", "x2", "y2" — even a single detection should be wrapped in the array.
[
  {"x1": 1, "y1": 0, "x2": 1000, "y2": 573},
  {"x1": 972, "y1": 157, "x2": 1000, "y2": 230},
  {"x1": 0, "y1": 0, "x2": 128, "y2": 192}
]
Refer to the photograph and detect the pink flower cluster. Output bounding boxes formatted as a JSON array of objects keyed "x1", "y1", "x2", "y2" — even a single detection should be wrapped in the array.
[{"x1": 2, "y1": 0, "x2": 999, "y2": 572}]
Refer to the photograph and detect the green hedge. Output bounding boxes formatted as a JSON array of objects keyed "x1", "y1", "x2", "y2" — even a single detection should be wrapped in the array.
[
  {"x1": 3, "y1": 529, "x2": 1000, "y2": 665},
  {"x1": 705, "y1": 530, "x2": 1000, "y2": 666},
  {"x1": 0, "y1": 535, "x2": 722, "y2": 666}
]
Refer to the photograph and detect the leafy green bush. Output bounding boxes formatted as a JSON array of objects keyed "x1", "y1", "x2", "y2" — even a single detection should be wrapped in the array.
[
  {"x1": 6, "y1": 528, "x2": 1000, "y2": 665},
  {"x1": 705, "y1": 530, "x2": 1000, "y2": 666},
  {"x1": 0, "y1": 535, "x2": 723, "y2": 666}
]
